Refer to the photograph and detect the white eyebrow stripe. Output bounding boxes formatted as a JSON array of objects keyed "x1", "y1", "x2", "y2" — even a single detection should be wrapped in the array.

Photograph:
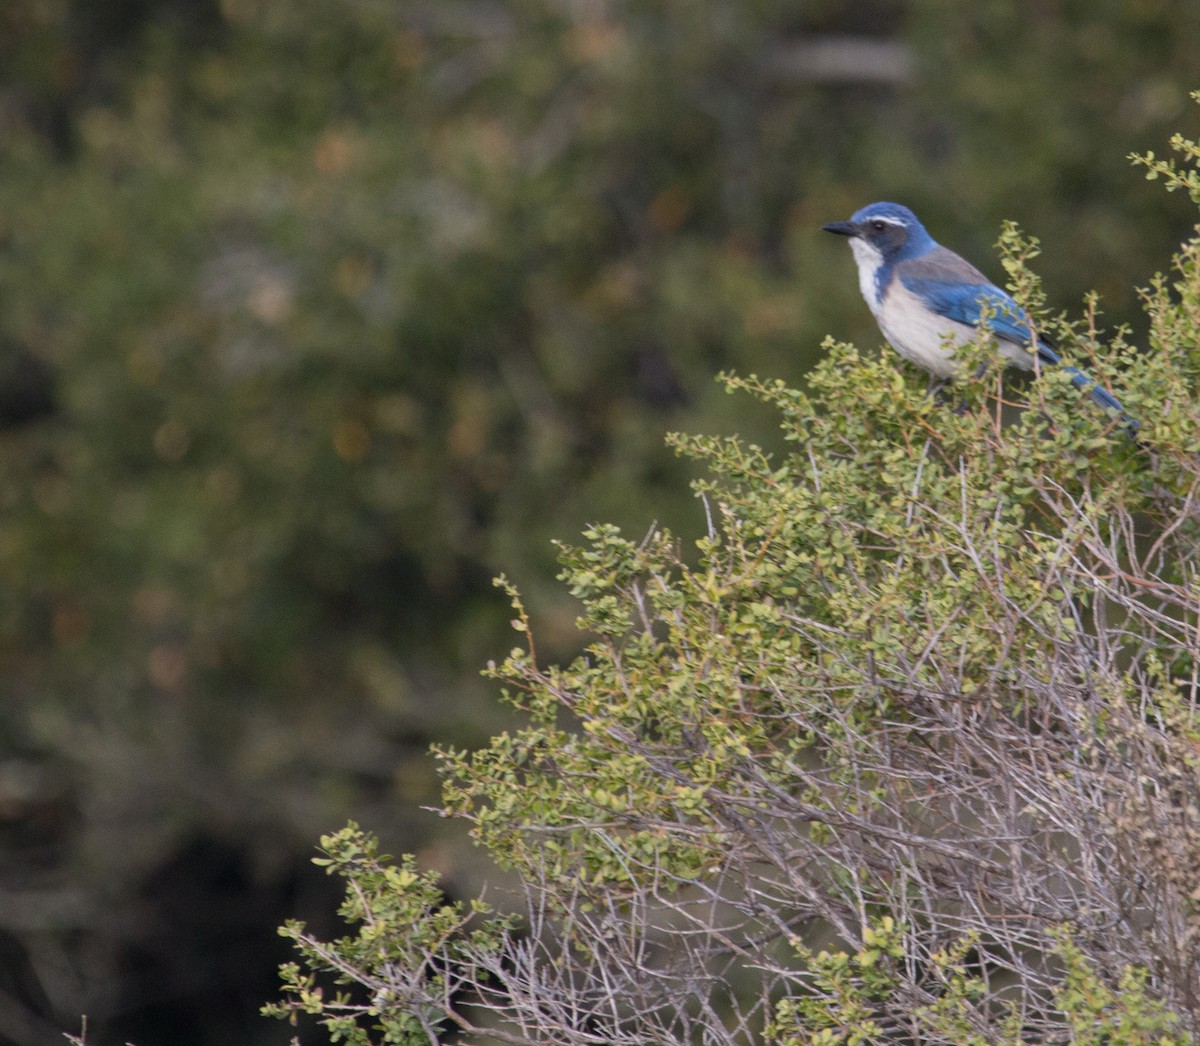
[{"x1": 867, "y1": 216, "x2": 907, "y2": 227}]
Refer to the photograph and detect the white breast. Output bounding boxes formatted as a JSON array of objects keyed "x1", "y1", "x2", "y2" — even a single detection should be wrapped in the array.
[
  {"x1": 846, "y1": 242, "x2": 985, "y2": 380},
  {"x1": 848, "y1": 238, "x2": 885, "y2": 306},
  {"x1": 874, "y1": 279, "x2": 976, "y2": 380}
]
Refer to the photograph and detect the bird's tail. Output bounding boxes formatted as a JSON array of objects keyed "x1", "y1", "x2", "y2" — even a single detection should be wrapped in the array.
[{"x1": 1061, "y1": 365, "x2": 1140, "y2": 436}]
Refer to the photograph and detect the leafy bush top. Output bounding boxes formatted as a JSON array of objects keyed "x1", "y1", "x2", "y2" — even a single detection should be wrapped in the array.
[{"x1": 268, "y1": 112, "x2": 1200, "y2": 1046}]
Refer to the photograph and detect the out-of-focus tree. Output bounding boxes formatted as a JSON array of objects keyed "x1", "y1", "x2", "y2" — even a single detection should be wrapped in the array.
[
  {"x1": 0, "y1": 1, "x2": 900, "y2": 1039},
  {"x1": 902, "y1": 1, "x2": 1200, "y2": 314}
]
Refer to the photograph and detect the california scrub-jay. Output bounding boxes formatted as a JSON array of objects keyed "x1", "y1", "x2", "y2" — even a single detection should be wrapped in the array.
[{"x1": 823, "y1": 202, "x2": 1135, "y2": 432}]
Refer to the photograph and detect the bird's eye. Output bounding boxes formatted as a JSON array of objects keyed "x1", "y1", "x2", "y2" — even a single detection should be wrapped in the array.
[{"x1": 871, "y1": 220, "x2": 887, "y2": 232}]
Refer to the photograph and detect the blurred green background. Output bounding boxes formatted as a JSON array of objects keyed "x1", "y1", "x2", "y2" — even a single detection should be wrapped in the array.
[{"x1": 0, "y1": 1, "x2": 1197, "y2": 1042}]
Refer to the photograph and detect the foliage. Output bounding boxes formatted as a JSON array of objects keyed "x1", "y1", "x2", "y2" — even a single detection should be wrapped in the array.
[
  {"x1": 1050, "y1": 928, "x2": 1189, "y2": 1046},
  {"x1": 1134, "y1": 95, "x2": 1200, "y2": 204},
  {"x1": 901, "y1": 0, "x2": 1200, "y2": 324},
  {"x1": 0, "y1": 0, "x2": 861, "y2": 1033},
  {"x1": 263, "y1": 824, "x2": 513, "y2": 1046},
  {"x1": 268, "y1": 126, "x2": 1200, "y2": 1043}
]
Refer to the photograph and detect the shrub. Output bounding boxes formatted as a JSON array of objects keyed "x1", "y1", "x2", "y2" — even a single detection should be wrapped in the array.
[{"x1": 266, "y1": 116, "x2": 1200, "y2": 1045}]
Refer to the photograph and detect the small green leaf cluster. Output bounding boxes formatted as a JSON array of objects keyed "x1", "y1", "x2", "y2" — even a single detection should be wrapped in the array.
[
  {"x1": 768, "y1": 916, "x2": 910, "y2": 1046},
  {"x1": 264, "y1": 824, "x2": 511, "y2": 1044},
  {"x1": 1051, "y1": 927, "x2": 1190, "y2": 1046},
  {"x1": 1132, "y1": 94, "x2": 1200, "y2": 204},
  {"x1": 769, "y1": 923, "x2": 1188, "y2": 1046}
]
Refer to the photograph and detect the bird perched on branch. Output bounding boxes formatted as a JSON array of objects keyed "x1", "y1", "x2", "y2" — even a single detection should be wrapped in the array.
[{"x1": 822, "y1": 201, "x2": 1136, "y2": 433}]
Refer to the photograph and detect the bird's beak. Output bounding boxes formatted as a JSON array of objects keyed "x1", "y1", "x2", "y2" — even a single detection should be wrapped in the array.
[{"x1": 822, "y1": 220, "x2": 857, "y2": 237}]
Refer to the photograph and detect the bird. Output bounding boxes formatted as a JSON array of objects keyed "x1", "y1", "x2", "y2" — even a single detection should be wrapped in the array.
[{"x1": 822, "y1": 201, "x2": 1136, "y2": 433}]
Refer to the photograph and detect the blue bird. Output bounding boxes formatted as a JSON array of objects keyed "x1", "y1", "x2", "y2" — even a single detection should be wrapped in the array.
[{"x1": 822, "y1": 202, "x2": 1136, "y2": 432}]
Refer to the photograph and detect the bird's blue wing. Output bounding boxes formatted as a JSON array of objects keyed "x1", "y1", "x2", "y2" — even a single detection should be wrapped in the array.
[
  {"x1": 894, "y1": 248, "x2": 1137, "y2": 435},
  {"x1": 897, "y1": 248, "x2": 1058, "y2": 365}
]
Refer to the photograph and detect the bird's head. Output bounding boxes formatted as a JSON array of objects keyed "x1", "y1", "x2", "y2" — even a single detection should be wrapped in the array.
[{"x1": 822, "y1": 202, "x2": 935, "y2": 262}]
